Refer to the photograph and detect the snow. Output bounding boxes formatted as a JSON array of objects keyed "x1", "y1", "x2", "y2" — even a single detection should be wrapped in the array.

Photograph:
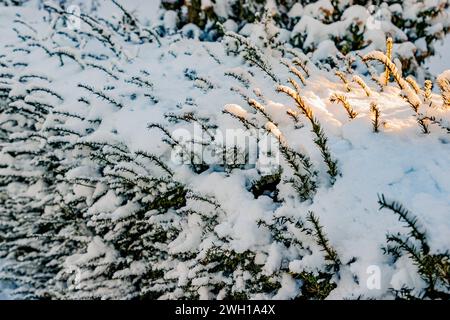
[
  {"x1": 0, "y1": 0, "x2": 449, "y2": 300},
  {"x1": 265, "y1": 121, "x2": 285, "y2": 143},
  {"x1": 272, "y1": 274, "x2": 299, "y2": 299},
  {"x1": 224, "y1": 103, "x2": 248, "y2": 118},
  {"x1": 287, "y1": 3, "x2": 303, "y2": 18},
  {"x1": 426, "y1": 34, "x2": 450, "y2": 76}
]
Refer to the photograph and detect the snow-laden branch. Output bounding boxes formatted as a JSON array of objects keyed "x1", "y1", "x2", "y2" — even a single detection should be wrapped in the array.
[{"x1": 363, "y1": 51, "x2": 421, "y2": 112}]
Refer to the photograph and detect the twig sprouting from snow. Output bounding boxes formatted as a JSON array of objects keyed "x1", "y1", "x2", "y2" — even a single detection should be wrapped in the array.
[
  {"x1": 384, "y1": 37, "x2": 393, "y2": 86},
  {"x1": 225, "y1": 32, "x2": 279, "y2": 83},
  {"x1": 370, "y1": 102, "x2": 381, "y2": 133},
  {"x1": 248, "y1": 99, "x2": 273, "y2": 123},
  {"x1": 417, "y1": 116, "x2": 430, "y2": 134},
  {"x1": 329, "y1": 93, "x2": 357, "y2": 119},
  {"x1": 78, "y1": 84, "x2": 124, "y2": 109},
  {"x1": 277, "y1": 80, "x2": 340, "y2": 185},
  {"x1": 265, "y1": 121, "x2": 286, "y2": 145},
  {"x1": 363, "y1": 51, "x2": 421, "y2": 112},
  {"x1": 357, "y1": 52, "x2": 384, "y2": 91},
  {"x1": 424, "y1": 80, "x2": 433, "y2": 102},
  {"x1": 352, "y1": 75, "x2": 371, "y2": 97},
  {"x1": 306, "y1": 211, "x2": 341, "y2": 271},
  {"x1": 405, "y1": 76, "x2": 421, "y2": 95},
  {"x1": 288, "y1": 64, "x2": 306, "y2": 86},
  {"x1": 286, "y1": 108, "x2": 300, "y2": 124},
  {"x1": 335, "y1": 71, "x2": 351, "y2": 92},
  {"x1": 223, "y1": 105, "x2": 257, "y2": 130},
  {"x1": 437, "y1": 71, "x2": 450, "y2": 108},
  {"x1": 265, "y1": 122, "x2": 317, "y2": 202},
  {"x1": 292, "y1": 57, "x2": 310, "y2": 78},
  {"x1": 224, "y1": 69, "x2": 251, "y2": 88}
]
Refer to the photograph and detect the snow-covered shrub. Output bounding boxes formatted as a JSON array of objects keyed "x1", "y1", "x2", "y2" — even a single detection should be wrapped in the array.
[
  {"x1": 0, "y1": 0, "x2": 449, "y2": 300},
  {"x1": 378, "y1": 195, "x2": 450, "y2": 299},
  {"x1": 159, "y1": 0, "x2": 450, "y2": 79},
  {"x1": 0, "y1": 15, "x2": 91, "y2": 298}
]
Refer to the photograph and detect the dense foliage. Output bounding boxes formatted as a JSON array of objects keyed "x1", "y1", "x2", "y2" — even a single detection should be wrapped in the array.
[
  {"x1": 0, "y1": 0, "x2": 449, "y2": 300},
  {"x1": 161, "y1": 0, "x2": 449, "y2": 79}
]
